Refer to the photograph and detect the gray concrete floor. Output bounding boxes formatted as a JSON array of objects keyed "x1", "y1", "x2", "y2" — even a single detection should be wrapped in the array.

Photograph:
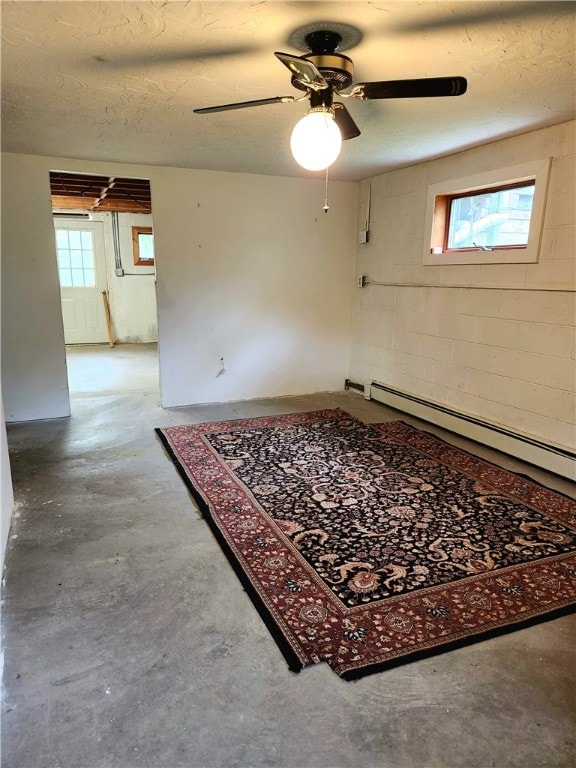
[{"x1": 2, "y1": 344, "x2": 575, "y2": 768}]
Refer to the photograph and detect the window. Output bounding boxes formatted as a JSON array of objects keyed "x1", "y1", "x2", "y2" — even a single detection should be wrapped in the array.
[
  {"x1": 423, "y1": 158, "x2": 551, "y2": 265},
  {"x1": 132, "y1": 226, "x2": 154, "y2": 266},
  {"x1": 445, "y1": 181, "x2": 535, "y2": 250},
  {"x1": 55, "y1": 228, "x2": 96, "y2": 287}
]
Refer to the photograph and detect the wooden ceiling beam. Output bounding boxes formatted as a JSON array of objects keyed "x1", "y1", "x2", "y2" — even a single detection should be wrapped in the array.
[
  {"x1": 100, "y1": 191, "x2": 151, "y2": 201},
  {"x1": 51, "y1": 195, "x2": 96, "y2": 210},
  {"x1": 51, "y1": 195, "x2": 151, "y2": 214},
  {"x1": 50, "y1": 171, "x2": 152, "y2": 213},
  {"x1": 111, "y1": 180, "x2": 150, "y2": 189}
]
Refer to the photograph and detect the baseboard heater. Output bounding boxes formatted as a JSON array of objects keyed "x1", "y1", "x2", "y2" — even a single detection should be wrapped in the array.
[{"x1": 355, "y1": 380, "x2": 575, "y2": 481}]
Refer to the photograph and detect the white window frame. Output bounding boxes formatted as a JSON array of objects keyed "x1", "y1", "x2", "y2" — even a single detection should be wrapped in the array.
[{"x1": 423, "y1": 158, "x2": 551, "y2": 266}]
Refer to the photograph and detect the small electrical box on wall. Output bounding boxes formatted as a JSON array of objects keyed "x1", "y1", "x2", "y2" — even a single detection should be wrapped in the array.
[
  {"x1": 357, "y1": 275, "x2": 367, "y2": 288},
  {"x1": 359, "y1": 229, "x2": 370, "y2": 244}
]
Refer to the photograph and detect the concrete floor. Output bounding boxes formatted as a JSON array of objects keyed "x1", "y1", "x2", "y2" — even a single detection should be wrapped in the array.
[{"x1": 2, "y1": 344, "x2": 575, "y2": 768}]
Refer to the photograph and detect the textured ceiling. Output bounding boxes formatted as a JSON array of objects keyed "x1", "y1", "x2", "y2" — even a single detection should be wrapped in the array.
[{"x1": 1, "y1": 1, "x2": 575, "y2": 181}]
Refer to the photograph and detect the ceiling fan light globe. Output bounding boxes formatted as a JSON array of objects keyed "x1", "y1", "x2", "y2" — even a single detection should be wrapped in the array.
[{"x1": 290, "y1": 111, "x2": 342, "y2": 171}]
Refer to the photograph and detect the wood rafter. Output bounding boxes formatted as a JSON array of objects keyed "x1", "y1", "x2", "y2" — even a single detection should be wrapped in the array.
[{"x1": 50, "y1": 172, "x2": 152, "y2": 214}]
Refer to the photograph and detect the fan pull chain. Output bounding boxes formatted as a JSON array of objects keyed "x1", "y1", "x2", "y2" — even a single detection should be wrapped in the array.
[{"x1": 323, "y1": 167, "x2": 330, "y2": 213}]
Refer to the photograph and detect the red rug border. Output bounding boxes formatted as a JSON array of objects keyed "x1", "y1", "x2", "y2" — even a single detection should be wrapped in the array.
[{"x1": 338, "y1": 601, "x2": 576, "y2": 679}]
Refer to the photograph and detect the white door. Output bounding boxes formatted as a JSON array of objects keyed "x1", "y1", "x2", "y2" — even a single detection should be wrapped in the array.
[{"x1": 54, "y1": 220, "x2": 108, "y2": 344}]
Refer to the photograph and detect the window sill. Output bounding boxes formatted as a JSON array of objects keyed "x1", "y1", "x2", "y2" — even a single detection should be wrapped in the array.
[{"x1": 424, "y1": 247, "x2": 534, "y2": 266}]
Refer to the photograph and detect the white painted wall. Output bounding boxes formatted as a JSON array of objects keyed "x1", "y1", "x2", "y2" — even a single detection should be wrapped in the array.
[
  {"x1": 105, "y1": 212, "x2": 158, "y2": 344},
  {"x1": 1, "y1": 153, "x2": 70, "y2": 421},
  {"x1": 151, "y1": 167, "x2": 356, "y2": 406},
  {"x1": 351, "y1": 121, "x2": 575, "y2": 452},
  {"x1": 1, "y1": 395, "x2": 14, "y2": 570},
  {"x1": 1, "y1": 153, "x2": 357, "y2": 419}
]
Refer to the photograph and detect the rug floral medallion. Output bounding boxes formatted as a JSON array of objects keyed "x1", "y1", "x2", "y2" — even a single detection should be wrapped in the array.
[{"x1": 157, "y1": 409, "x2": 576, "y2": 679}]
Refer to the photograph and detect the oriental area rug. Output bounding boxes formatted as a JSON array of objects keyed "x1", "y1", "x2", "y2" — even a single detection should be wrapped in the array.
[{"x1": 156, "y1": 409, "x2": 576, "y2": 679}]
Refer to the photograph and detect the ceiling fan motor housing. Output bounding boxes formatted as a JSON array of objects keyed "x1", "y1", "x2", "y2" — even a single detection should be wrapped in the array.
[
  {"x1": 304, "y1": 53, "x2": 354, "y2": 90},
  {"x1": 291, "y1": 30, "x2": 354, "y2": 92}
]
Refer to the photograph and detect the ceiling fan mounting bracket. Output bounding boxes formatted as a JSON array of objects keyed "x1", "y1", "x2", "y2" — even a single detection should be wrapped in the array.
[
  {"x1": 305, "y1": 30, "x2": 342, "y2": 55},
  {"x1": 288, "y1": 22, "x2": 363, "y2": 54}
]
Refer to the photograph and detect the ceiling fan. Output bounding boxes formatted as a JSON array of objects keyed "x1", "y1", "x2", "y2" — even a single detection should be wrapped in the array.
[{"x1": 194, "y1": 24, "x2": 467, "y2": 171}]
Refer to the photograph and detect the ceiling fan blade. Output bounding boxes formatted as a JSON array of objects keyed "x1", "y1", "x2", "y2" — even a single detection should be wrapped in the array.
[
  {"x1": 274, "y1": 52, "x2": 328, "y2": 92},
  {"x1": 194, "y1": 96, "x2": 296, "y2": 114},
  {"x1": 333, "y1": 103, "x2": 361, "y2": 140},
  {"x1": 352, "y1": 77, "x2": 467, "y2": 100}
]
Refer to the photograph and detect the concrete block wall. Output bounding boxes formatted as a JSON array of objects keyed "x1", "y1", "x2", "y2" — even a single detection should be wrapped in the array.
[{"x1": 351, "y1": 121, "x2": 575, "y2": 452}]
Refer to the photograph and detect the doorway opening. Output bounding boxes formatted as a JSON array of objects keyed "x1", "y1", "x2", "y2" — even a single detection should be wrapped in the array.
[{"x1": 50, "y1": 171, "x2": 160, "y2": 400}]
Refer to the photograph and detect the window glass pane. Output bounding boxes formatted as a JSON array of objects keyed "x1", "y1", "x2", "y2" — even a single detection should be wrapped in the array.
[
  {"x1": 81, "y1": 231, "x2": 93, "y2": 249},
  {"x1": 58, "y1": 250, "x2": 71, "y2": 268},
  {"x1": 82, "y1": 252, "x2": 94, "y2": 270},
  {"x1": 59, "y1": 268, "x2": 72, "y2": 287},
  {"x1": 71, "y1": 268, "x2": 85, "y2": 287},
  {"x1": 70, "y1": 250, "x2": 84, "y2": 268},
  {"x1": 447, "y1": 183, "x2": 535, "y2": 249},
  {"x1": 138, "y1": 233, "x2": 155, "y2": 261},
  {"x1": 68, "y1": 231, "x2": 82, "y2": 249},
  {"x1": 84, "y1": 268, "x2": 96, "y2": 287},
  {"x1": 56, "y1": 230, "x2": 69, "y2": 247}
]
